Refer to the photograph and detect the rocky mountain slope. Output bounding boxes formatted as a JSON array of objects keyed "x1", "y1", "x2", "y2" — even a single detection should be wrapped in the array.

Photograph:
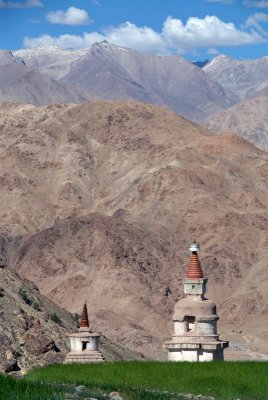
[
  {"x1": 0, "y1": 263, "x2": 143, "y2": 374},
  {"x1": 14, "y1": 45, "x2": 87, "y2": 80},
  {"x1": 0, "y1": 265, "x2": 80, "y2": 374},
  {"x1": 60, "y1": 41, "x2": 235, "y2": 121},
  {"x1": 203, "y1": 55, "x2": 268, "y2": 100},
  {"x1": 0, "y1": 50, "x2": 87, "y2": 106},
  {"x1": 0, "y1": 50, "x2": 24, "y2": 66},
  {"x1": 0, "y1": 100, "x2": 267, "y2": 359},
  {"x1": 204, "y1": 94, "x2": 268, "y2": 149}
]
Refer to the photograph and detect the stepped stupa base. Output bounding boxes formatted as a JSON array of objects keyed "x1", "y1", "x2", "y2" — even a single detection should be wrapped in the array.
[
  {"x1": 164, "y1": 338, "x2": 229, "y2": 361},
  {"x1": 65, "y1": 350, "x2": 104, "y2": 363}
]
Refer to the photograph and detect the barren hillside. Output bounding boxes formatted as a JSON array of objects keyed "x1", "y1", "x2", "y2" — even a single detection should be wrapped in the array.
[
  {"x1": 204, "y1": 95, "x2": 268, "y2": 149},
  {"x1": 0, "y1": 100, "x2": 267, "y2": 359}
]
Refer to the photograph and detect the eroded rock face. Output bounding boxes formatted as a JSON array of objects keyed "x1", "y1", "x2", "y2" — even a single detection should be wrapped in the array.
[
  {"x1": 0, "y1": 267, "x2": 75, "y2": 373},
  {"x1": 0, "y1": 100, "x2": 267, "y2": 359}
]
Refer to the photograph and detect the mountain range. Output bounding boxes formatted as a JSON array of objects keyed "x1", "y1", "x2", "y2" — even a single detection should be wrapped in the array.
[
  {"x1": 204, "y1": 55, "x2": 268, "y2": 149},
  {"x1": 4, "y1": 42, "x2": 235, "y2": 121},
  {"x1": 204, "y1": 54, "x2": 268, "y2": 101},
  {"x1": 0, "y1": 100, "x2": 267, "y2": 360},
  {"x1": 0, "y1": 44, "x2": 261, "y2": 149}
]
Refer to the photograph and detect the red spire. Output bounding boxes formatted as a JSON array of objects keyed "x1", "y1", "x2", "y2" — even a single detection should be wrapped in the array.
[
  {"x1": 80, "y1": 302, "x2": 89, "y2": 329},
  {"x1": 187, "y1": 241, "x2": 203, "y2": 279}
]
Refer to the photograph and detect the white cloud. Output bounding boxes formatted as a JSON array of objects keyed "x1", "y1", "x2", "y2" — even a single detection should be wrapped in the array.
[
  {"x1": 244, "y1": 1, "x2": 268, "y2": 7},
  {"x1": 244, "y1": 12, "x2": 268, "y2": 36},
  {"x1": 163, "y1": 15, "x2": 263, "y2": 49},
  {"x1": 0, "y1": 0, "x2": 42, "y2": 8},
  {"x1": 102, "y1": 21, "x2": 166, "y2": 53},
  {"x1": 207, "y1": 48, "x2": 220, "y2": 54},
  {"x1": 24, "y1": 15, "x2": 265, "y2": 53},
  {"x1": 24, "y1": 32, "x2": 105, "y2": 49},
  {"x1": 46, "y1": 7, "x2": 91, "y2": 25}
]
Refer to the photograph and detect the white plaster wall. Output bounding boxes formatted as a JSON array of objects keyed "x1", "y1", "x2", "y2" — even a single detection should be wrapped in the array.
[
  {"x1": 197, "y1": 321, "x2": 216, "y2": 335},
  {"x1": 70, "y1": 337, "x2": 83, "y2": 352},
  {"x1": 168, "y1": 349, "x2": 224, "y2": 362},
  {"x1": 168, "y1": 351, "x2": 183, "y2": 361},
  {"x1": 198, "y1": 350, "x2": 214, "y2": 361},
  {"x1": 70, "y1": 338, "x2": 75, "y2": 351},
  {"x1": 86, "y1": 337, "x2": 99, "y2": 351},
  {"x1": 184, "y1": 280, "x2": 206, "y2": 295},
  {"x1": 182, "y1": 351, "x2": 198, "y2": 362},
  {"x1": 168, "y1": 350, "x2": 199, "y2": 362},
  {"x1": 174, "y1": 322, "x2": 186, "y2": 335}
]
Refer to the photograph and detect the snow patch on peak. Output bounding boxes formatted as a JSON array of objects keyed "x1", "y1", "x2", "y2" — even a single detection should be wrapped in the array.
[
  {"x1": 204, "y1": 54, "x2": 234, "y2": 72},
  {"x1": 15, "y1": 45, "x2": 78, "y2": 58},
  {"x1": 91, "y1": 41, "x2": 131, "y2": 53}
]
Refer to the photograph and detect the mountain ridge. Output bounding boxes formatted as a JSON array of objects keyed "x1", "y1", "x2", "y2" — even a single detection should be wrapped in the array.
[
  {"x1": 204, "y1": 54, "x2": 268, "y2": 100},
  {"x1": 3, "y1": 41, "x2": 237, "y2": 121}
]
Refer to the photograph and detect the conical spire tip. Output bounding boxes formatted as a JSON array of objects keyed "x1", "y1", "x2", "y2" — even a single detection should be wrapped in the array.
[{"x1": 189, "y1": 240, "x2": 200, "y2": 253}]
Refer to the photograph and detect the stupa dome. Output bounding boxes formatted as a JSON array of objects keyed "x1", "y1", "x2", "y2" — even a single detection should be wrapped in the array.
[{"x1": 173, "y1": 297, "x2": 218, "y2": 321}]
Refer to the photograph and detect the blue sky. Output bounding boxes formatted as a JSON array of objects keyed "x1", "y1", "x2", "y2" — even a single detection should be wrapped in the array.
[{"x1": 0, "y1": 0, "x2": 268, "y2": 60}]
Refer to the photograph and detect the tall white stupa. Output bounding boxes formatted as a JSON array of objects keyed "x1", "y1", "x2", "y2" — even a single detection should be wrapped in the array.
[{"x1": 164, "y1": 241, "x2": 228, "y2": 361}]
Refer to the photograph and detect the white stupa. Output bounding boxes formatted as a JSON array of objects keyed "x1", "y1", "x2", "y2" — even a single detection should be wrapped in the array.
[
  {"x1": 65, "y1": 303, "x2": 104, "y2": 363},
  {"x1": 164, "y1": 241, "x2": 228, "y2": 361}
]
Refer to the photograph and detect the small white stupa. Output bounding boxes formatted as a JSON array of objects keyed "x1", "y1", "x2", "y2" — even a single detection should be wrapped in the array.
[
  {"x1": 65, "y1": 303, "x2": 104, "y2": 363},
  {"x1": 164, "y1": 241, "x2": 228, "y2": 361}
]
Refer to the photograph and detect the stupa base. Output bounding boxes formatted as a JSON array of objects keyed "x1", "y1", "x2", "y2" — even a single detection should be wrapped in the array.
[
  {"x1": 64, "y1": 350, "x2": 104, "y2": 363},
  {"x1": 164, "y1": 340, "x2": 229, "y2": 362}
]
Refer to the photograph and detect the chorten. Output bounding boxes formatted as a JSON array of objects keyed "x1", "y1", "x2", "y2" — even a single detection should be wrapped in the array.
[
  {"x1": 164, "y1": 241, "x2": 228, "y2": 361},
  {"x1": 65, "y1": 303, "x2": 104, "y2": 363}
]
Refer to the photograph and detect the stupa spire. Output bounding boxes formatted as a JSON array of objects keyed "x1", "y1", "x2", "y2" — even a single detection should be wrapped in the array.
[
  {"x1": 187, "y1": 241, "x2": 203, "y2": 279},
  {"x1": 79, "y1": 302, "x2": 89, "y2": 330}
]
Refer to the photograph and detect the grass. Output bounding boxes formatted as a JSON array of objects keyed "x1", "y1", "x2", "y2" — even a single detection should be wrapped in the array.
[
  {"x1": 26, "y1": 361, "x2": 268, "y2": 400},
  {"x1": 0, "y1": 373, "x2": 63, "y2": 400}
]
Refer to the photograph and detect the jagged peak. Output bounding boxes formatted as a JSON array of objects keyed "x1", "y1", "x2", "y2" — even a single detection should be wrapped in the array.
[
  {"x1": 90, "y1": 40, "x2": 132, "y2": 54},
  {"x1": 204, "y1": 54, "x2": 234, "y2": 69}
]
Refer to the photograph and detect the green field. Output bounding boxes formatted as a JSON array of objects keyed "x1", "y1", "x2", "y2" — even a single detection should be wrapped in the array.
[
  {"x1": 0, "y1": 373, "x2": 63, "y2": 400},
  {"x1": 26, "y1": 361, "x2": 268, "y2": 400}
]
